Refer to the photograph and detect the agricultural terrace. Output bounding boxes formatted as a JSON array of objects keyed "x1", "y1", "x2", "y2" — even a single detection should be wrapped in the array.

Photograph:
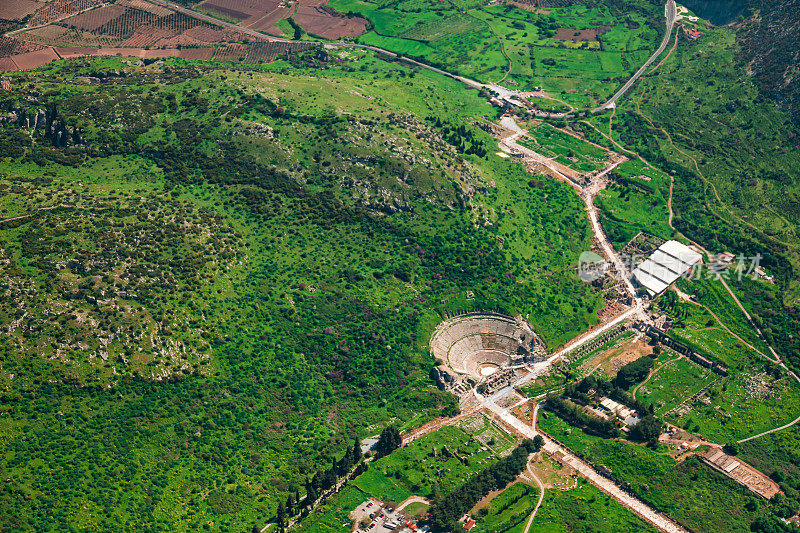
[{"x1": 330, "y1": 0, "x2": 664, "y2": 106}]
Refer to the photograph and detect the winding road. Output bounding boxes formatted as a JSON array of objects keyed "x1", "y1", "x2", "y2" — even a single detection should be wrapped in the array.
[{"x1": 593, "y1": 0, "x2": 677, "y2": 112}]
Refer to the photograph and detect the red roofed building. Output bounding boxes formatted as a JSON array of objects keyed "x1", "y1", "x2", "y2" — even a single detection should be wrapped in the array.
[
  {"x1": 464, "y1": 519, "x2": 476, "y2": 530},
  {"x1": 683, "y1": 27, "x2": 702, "y2": 40}
]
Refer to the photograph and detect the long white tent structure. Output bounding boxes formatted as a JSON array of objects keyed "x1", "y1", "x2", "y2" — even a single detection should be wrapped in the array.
[{"x1": 632, "y1": 240, "x2": 702, "y2": 296}]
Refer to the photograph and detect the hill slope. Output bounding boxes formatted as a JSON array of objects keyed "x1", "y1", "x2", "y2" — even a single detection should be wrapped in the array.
[{"x1": 735, "y1": 0, "x2": 800, "y2": 124}]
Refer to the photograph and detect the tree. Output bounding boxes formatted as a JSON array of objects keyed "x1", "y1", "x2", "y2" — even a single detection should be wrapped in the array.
[
  {"x1": 615, "y1": 357, "x2": 654, "y2": 389},
  {"x1": 375, "y1": 426, "x2": 402, "y2": 457},
  {"x1": 533, "y1": 435, "x2": 544, "y2": 451},
  {"x1": 286, "y1": 493, "x2": 295, "y2": 516},
  {"x1": 723, "y1": 442, "x2": 739, "y2": 456},
  {"x1": 630, "y1": 415, "x2": 663, "y2": 446},
  {"x1": 351, "y1": 439, "x2": 362, "y2": 464},
  {"x1": 276, "y1": 502, "x2": 286, "y2": 531}
]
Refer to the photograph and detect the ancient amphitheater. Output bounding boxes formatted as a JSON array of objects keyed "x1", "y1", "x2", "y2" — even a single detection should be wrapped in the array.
[{"x1": 429, "y1": 313, "x2": 540, "y2": 382}]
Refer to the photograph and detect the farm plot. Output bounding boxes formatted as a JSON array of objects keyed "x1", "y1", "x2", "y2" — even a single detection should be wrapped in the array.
[
  {"x1": 0, "y1": 36, "x2": 48, "y2": 58},
  {"x1": 24, "y1": 26, "x2": 121, "y2": 47},
  {"x1": 29, "y1": 0, "x2": 106, "y2": 27},
  {"x1": 92, "y1": 7, "x2": 159, "y2": 39},
  {"x1": 400, "y1": 13, "x2": 484, "y2": 42},
  {"x1": 196, "y1": 0, "x2": 249, "y2": 22},
  {"x1": 212, "y1": 43, "x2": 248, "y2": 61},
  {"x1": 117, "y1": 0, "x2": 174, "y2": 17},
  {"x1": 119, "y1": 26, "x2": 176, "y2": 48},
  {"x1": 7, "y1": 47, "x2": 59, "y2": 70},
  {"x1": 0, "y1": 0, "x2": 43, "y2": 21},
  {"x1": 329, "y1": 0, "x2": 432, "y2": 37},
  {"x1": 58, "y1": 7, "x2": 236, "y2": 49},
  {"x1": 295, "y1": 0, "x2": 368, "y2": 39},
  {"x1": 195, "y1": 0, "x2": 291, "y2": 30},
  {"x1": 0, "y1": 57, "x2": 19, "y2": 72},
  {"x1": 244, "y1": 41, "x2": 316, "y2": 63},
  {"x1": 178, "y1": 47, "x2": 215, "y2": 60},
  {"x1": 61, "y1": 4, "x2": 126, "y2": 32}
]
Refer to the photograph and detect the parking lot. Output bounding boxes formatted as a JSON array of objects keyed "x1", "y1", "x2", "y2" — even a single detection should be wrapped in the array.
[{"x1": 350, "y1": 499, "x2": 427, "y2": 533}]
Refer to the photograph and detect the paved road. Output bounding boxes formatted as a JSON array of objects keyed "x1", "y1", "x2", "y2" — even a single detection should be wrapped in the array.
[
  {"x1": 593, "y1": 0, "x2": 677, "y2": 112},
  {"x1": 479, "y1": 396, "x2": 689, "y2": 533}
]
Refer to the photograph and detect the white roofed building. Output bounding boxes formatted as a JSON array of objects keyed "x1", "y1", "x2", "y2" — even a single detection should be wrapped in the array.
[{"x1": 632, "y1": 240, "x2": 702, "y2": 297}]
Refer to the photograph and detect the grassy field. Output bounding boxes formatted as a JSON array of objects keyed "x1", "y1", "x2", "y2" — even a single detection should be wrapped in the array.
[
  {"x1": 667, "y1": 367, "x2": 800, "y2": 443},
  {"x1": 538, "y1": 414, "x2": 766, "y2": 533},
  {"x1": 596, "y1": 158, "x2": 674, "y2": 246},
  {"x1": 473, "y1": 482, "x2": 538, "y2": 533},
  {"x1": 518, "y1": 122, "x2": 609, "y2": 172},
  {"x1": 361, "y1": 421, "x2": 516, "y2": 501},
  {"x1": 328, "y1": 0, "x2": 662, "y2": 104},
  {"x1": 530, "y1": 480, "x2": 656, "y2": 533},
  {"x1": 633, "y1": 351, "x2": 718, "y2": 415},
  {"x1": 296, "y1": 484, "x2": 368, "y2": 533}
]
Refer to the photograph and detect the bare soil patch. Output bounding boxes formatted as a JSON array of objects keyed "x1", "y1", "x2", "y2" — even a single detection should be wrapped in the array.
[
  {"x1": 198, "y1": 1, "x2": 250, "y2": 21},
  {"x1": 54, "y1": 46, "x2": 100, "y2": 58},
  {"x1": 584, "y1": 337, "x2": 652, "y2": 377},
  {"x1": 0, "y1": 57, "x2": 19, "y2": 72},
  {"x1": 528, "y1": 454, "x2": 577, "y2": 490},
  {"x1": 554, "y1": 27, "x2": 598, "y2": 42},
  {"x1": 295, "y1": 0, "x2": 367, "y2": 39},
  {"x1": 10, "y1": 47, "x2": 59, "y2": 70}
]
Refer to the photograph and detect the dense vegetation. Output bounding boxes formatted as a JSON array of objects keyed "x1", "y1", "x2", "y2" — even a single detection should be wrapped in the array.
[
  {"x1": 0, "y1": 50, "x2": 604, "y2": 530},
  {"x1": 428, "y1": 439, "x2": 540, "y2": 531}
]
